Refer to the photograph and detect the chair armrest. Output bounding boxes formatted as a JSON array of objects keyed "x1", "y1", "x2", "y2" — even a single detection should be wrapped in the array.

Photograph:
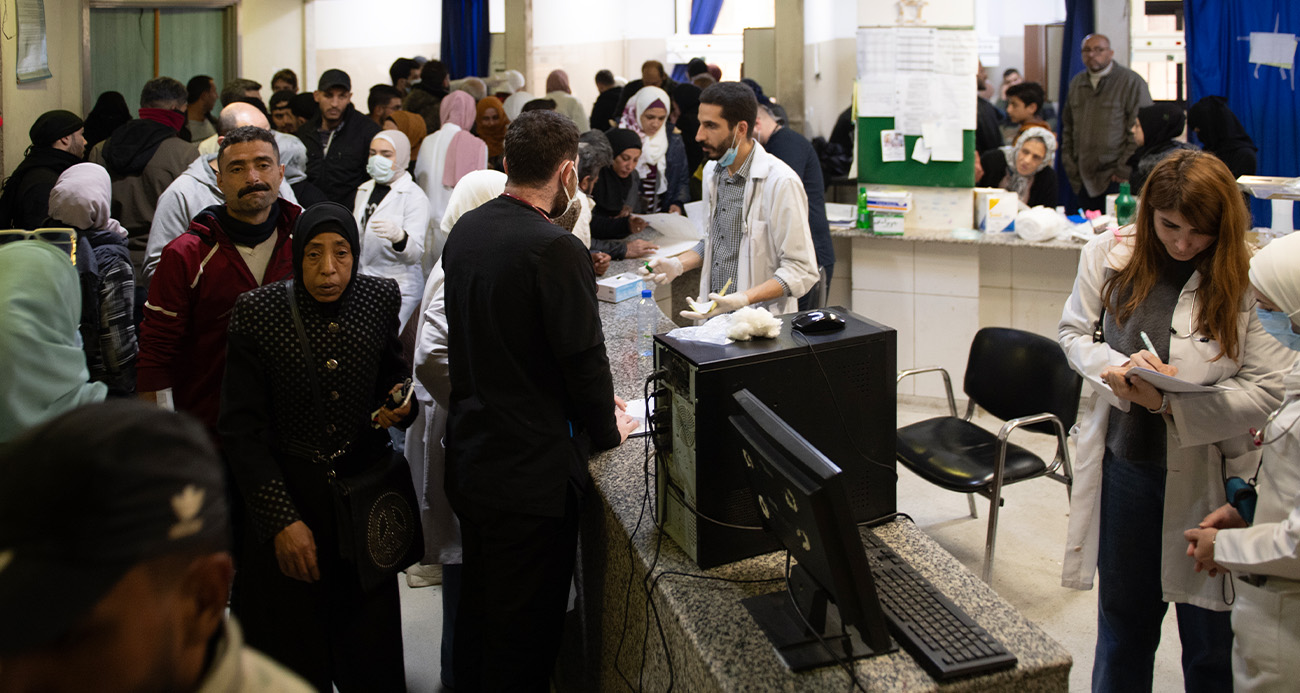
[
  {"x1": 994, "y1": 412, "x2": 1073, "y2": 479},
  {"x1": 896, "y1": 366, "x2": 958, "y2": 417}
]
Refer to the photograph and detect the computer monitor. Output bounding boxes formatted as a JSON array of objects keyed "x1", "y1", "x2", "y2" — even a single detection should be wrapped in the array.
[{"x1": 728, "y1": 388, "x2": 896, "y2": 672}]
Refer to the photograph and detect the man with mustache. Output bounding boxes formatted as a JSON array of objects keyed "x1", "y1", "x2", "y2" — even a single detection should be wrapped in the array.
[{"x1": 138, "y1": 126, "x2": 300, "y2": 437}]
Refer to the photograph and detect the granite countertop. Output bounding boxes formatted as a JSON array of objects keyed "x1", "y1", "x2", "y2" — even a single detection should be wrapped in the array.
[
  {"x1": 567, "y1": 270, "x2": 1073, "y2": 691},
  {"x1": 830, "y1": 224, "x2": 1087, "y2": 251}
]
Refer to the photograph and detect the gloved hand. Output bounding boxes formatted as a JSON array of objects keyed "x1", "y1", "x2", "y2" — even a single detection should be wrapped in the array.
[
  {"x1": 680, "y1": 291, "x2": 750, "y2": 321},
  {"x1": 640, "y1": 256, "x2": 684, "y2": 285},
  {"x1": 370, "y1": 218, "x2": 407, "y2": 245}
]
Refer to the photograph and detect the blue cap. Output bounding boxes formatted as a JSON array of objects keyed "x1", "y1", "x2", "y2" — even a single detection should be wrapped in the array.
[{"x1": 642, "y1": 288, "x2": 653, "y2": 297}]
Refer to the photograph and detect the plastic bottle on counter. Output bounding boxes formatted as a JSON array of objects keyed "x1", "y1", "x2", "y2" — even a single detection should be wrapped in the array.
[
  {"x1": 1115, "y1": 182, "x2": 1136, "y2": 227},
  {"x1": 857, "y1": 186, "x2": 871, "y2": 230},
  {"x1": 637, "y1": 286, "x2": 656, "y2": 362}
]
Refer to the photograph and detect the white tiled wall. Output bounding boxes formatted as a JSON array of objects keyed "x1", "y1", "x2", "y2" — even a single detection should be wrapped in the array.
[{"x1": 852, "y1": 237, "x2": 1082, "y2": 403}]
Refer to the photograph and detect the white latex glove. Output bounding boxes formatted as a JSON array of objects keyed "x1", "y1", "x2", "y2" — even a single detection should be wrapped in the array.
[
  {"x1": 680, "y1": 291, "x2": 749, "y2": 321},
  {"x1": 639, "y1": 256, "x2": 684, "y2": 285},
  {"x1": 370, "y1": 218, "x2": 407, "y2": 245}
]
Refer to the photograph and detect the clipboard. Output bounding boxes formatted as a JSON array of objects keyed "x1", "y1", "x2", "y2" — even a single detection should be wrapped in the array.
[{"x1": 1125, "y1": 368, "x2": 1234, "y2": 393}]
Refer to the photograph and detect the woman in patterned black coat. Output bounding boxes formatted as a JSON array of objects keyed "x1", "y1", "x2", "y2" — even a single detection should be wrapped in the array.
[{"x1": 219, "y1": 201, "x2": 415, "y2": 692}]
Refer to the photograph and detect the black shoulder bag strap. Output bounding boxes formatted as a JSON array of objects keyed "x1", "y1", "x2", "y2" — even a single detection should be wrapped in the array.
[{"x1": 286, "y1": 282, "x2": 328, "y2": 428}]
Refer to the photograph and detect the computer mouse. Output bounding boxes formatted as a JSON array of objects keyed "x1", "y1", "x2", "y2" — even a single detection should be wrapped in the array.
[{"x1": 792, "y1": 310, "x2": 846, "y2": 333}]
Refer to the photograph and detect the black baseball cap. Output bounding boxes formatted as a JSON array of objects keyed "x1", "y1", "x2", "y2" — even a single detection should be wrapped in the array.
[
  {"x1": 317, "y1": 68, "x2": 352, "y2": 92},
  {"x1": 0, "y1": 401, "x2": 230, "y2": 654}
]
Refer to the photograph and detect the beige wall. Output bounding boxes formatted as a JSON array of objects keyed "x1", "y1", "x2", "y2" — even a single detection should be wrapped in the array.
[
  {"x1": 238, "y1": 0, "x2": 305, "y2": 93},
  {"x1": 2, "y1": 0, "x2": 84, "y2": 177},
  {"x1": 803, "y1": 38, "x2": 855, "y2": 138}
]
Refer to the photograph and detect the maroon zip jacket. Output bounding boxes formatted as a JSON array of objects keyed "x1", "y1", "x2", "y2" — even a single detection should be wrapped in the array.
[{"x1": 137, "y1": 201, "x2": 300, "y2": 430}]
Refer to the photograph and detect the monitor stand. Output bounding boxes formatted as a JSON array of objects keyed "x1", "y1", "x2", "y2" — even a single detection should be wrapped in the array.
[{"x1": 741, "y1": 565, "x2": 897, "y2": 672}]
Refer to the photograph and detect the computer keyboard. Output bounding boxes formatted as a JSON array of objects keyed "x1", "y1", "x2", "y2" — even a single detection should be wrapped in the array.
[{"x1": 861, "y1": 529, "x2": 1018, "y2": 680}]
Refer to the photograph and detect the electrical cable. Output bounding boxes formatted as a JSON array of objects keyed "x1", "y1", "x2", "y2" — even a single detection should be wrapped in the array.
[
  {"x1": 782, "y1": 552, "x2": 870, "y2": 693},
  {"x1": 791, "y1": 330, "x2": 898, "y2": 478}
]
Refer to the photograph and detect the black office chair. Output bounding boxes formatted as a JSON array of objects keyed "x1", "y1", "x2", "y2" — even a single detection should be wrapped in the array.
[{"x1": 895, "y1": 327, "x2": 1081, "y2": 583}]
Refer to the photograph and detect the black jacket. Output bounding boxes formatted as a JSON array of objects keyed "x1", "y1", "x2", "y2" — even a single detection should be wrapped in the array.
[
  {"x1": 443, "y1": 196, "x2": 619, "y2": 517},
  {"x1": 296, "y1": 104, "x2": 382, "y2": 206},
  {"x1": 764, "y1": 127, "x2": 835, "y2": 270},
  {"x1": 0, "y1": 147, "x2": 81, "y2": 229},
  {"x1": 589, "y1": 88, "x2": 623, "y2": 131},
  {"x1": 976, "y1": 99, "x2": 1005, "y2": 154}
]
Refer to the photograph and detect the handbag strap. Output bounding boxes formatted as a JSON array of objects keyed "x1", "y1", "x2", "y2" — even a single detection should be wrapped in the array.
[{"x1": 287, "y1": 282, "x2": 329, "y2": 435}]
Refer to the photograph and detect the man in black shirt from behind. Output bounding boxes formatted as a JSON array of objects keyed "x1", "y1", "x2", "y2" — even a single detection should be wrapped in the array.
[
  {"x1": 442, "y1": 109, "x2": 638, "y2": 691},
  {"x1": 755, "y1": 102, "x2": 835, "y2": 310}
]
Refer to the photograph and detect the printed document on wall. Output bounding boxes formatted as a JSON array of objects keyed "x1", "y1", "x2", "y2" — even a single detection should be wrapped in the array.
[
  {"x1": 933, "y1": 30, "x2": 979, "y2": 75},
  {"x1": 894, "y1": 73, "x2": 941, "y2": 135},
  {"x1": 895, "y1": 28, "x2": 936, "y2": 72},
  {"x1": 858, "y1": 77, "x2": 896, "y2": 118},
  {"x1": 857, "y1": 28, "x2": 897, "y2": 78},
  {"x1": 921, "y1": 121, "x2": 965, "y2": 162}
]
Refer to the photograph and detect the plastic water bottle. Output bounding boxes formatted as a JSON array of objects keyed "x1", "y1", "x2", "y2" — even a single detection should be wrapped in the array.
[
  {"x1": 637, "y1": 286, "x2": 656, "y2": 362},
  {"x1": 1115, "y1": 182, "x2": 1136, "y2": 226},
  {"x1": 857, "y1": 186, "x2": 871, "y2": 230}
]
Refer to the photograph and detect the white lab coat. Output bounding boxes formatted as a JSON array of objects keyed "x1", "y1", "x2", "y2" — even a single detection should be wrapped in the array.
[
  {"x1": 1214, "y1": 361, "x2": 1300, "y2": 691},
  {"x1": 413, "y1": 123, "x2": 488, "y2": 270},
  {"x1": 1058, "y1": 228, "x2": 1290, "y2": 610},
  {"x1": 352, "y1": 173, "x2": 430, "y2": 329},
  {"x1": 698, "y1": 142, "x2": 819, "y2": 315}
]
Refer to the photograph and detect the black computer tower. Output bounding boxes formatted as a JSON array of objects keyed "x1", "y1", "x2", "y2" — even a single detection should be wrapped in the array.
[{"x1": 653, "y1": 307, "x2": 897, "y2": 569}]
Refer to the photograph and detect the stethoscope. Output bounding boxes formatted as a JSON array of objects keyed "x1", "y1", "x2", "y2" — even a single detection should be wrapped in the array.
[{"x1": 1252, "y1": 395, "x2": 1300, "y2": 448}]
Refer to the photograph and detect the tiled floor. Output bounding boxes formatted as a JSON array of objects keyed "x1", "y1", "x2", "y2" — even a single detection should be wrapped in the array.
[{"x1": 398, "y1": 395, "x2": 1188, "y2": 692}]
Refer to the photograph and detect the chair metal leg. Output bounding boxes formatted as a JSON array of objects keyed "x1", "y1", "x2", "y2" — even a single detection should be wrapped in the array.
[
  {"x1": 966, "y1": 493, "x2": 978, "y2": 519},
  {"x1": 982, "y1": 491, "x2": 1001, "y2": 584}
]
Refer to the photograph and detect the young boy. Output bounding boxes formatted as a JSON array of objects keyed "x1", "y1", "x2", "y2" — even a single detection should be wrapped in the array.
[{"x1": 1004, "y1": 82, "x2": 1050, "y2": 135}]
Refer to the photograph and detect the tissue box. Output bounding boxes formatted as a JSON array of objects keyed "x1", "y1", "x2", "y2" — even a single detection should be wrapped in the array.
[
  {"x1": 975, "y1": 188, "x2": 1017, "y2": 233},
  {"x1": 865, "y1": 190, "x2": 912, "y2": 214},
  {"x1": 596, "y1": 272, "x2": 647, "y2": 303}
]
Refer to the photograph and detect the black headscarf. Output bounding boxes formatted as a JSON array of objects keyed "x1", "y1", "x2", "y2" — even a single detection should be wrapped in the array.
[
  {"x1": 594, "y1": 129, "x2": 642, "y2": 216},
  {"x1": 1128, "y1": 103, "x2": 1187, "y2": 168},
  {"x1": 82, "y1": 92, "x2": 131, "y2": 152},
  {"x1": 293, "y1": 202, "x2": 361, "y2": 301},
  {"x1": 1188, "y1": 96, "x2": 1257, "y2": 165}
]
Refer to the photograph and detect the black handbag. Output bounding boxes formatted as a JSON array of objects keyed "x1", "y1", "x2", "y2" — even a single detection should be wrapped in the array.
[{"x1": 287, "y1": 282, "x2": 423, "y2": 592}]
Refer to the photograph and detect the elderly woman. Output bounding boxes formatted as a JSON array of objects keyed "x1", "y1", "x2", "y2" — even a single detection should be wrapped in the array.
[
  {"x1": 978, "y1": 125, "x2": 1059, "y2": 208},
  {"x1": 1059, "y1": 150, "x2": 1291, "y2": 692},
  {"x1": 619, "y1": 86, "x2": 690, "y2": 214},
  {"x1": 353, "y1": 130, "x2": 430, "y2": 329}
]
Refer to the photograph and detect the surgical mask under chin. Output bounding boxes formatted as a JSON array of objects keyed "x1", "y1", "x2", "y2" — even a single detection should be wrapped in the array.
[
  {"x1": 717, "y1": 129, "x2": 741, "y2": 167},
  {"x1": 409, "y1": 78, "x2": 422, "y2": 86},
  {"x1": 1257, "y1": 307, "x2": 1300, "y2": 351},
  {"x1": 367, "y1": 155, "x2": 396, "y2": 184},
  {"x1": 547, "y1": 166, "x2": 578, "y2": 221}
]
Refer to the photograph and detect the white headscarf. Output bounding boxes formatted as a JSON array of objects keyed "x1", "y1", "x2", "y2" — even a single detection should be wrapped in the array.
[
  {"x1": 373, "y1": 131, "x2": 411, "y2": 183},
  {"x1": 47, "y1": 163, "x2": 126, "y2": 239},
  {"x1": 620, "y1": 86, "x2": 672, "y2": 173},
  {"x1": 1250, "y1": 231, "x2": 1300, "y2": 317},
  {"x1": 503, "y1": 91, "x2": 534, "y2": 122},
  {"x1": 439, "y1": 169, "x2": 507, "y2": 237},
  {"x1": 1000, "y1": 126, "x2": 1057, "y2": 204}
]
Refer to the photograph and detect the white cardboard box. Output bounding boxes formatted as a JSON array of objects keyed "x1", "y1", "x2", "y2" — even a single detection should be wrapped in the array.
[
  {"x1": 975, "y1": 188, "x2": 1017, "y2": 233},
  {"x1": 597, "y1": 272, "x2": 648, "y2": 303}
]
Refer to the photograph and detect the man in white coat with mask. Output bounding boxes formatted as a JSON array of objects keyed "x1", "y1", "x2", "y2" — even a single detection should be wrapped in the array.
[{"x1": 641, "y1": 81, "x2": 817, "y2": 319}]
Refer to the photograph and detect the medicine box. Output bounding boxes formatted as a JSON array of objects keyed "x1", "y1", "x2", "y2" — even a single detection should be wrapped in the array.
[
  {"x1": 870, "y1": 212, "x2": 905, "y2": 235},
  {"x1": 597, "y1": 272, "x2": 648, "y2": 303},
  {"x1": 975, "y1": 188, "x2": 1017, "y2": 233}
]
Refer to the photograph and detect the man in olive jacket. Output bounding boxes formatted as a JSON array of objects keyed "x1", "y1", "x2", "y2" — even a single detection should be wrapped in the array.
[{"x1": 1061, "y1": 33, "x2": 1152, "y2": 211}]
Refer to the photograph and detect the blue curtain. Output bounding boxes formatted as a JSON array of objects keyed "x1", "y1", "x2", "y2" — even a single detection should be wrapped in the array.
[
  {"x1": 1055, "y1": 0, "x2": 1095, "y2": 212},
  {"x1": 441, "y1": 0, "x2": 490, "y2": 79},
  {"x1": 690, "y1": 0, "x2": 724, "y2": 35},
  {"x1": 1186, "y1": 1, "x2": 1300, "y2": 227}
]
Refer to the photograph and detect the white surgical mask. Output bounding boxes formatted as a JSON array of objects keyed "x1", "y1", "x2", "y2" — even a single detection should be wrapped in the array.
[
  {"x1": 1258, "y1": 307, "x2": 1300, "y2": 351},
  {"x1": 409, "y1": 77, "x2": 422, "y2": 87},
  {"x1": 547, "y1": 162, "x2": 579, "y2": 221},
  {"x1": 367, "y1": 155, "x2": 396, "y2": 184}
]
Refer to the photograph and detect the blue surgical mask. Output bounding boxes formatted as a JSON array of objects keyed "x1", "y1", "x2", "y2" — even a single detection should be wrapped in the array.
[
  {"x1": 1257, "y1": 307, "x2": 1300, "y2": 351},
  {"x1": 717, "y1": 129, "x2": 741, "y2": 167},
  {"x1": 367, "y1": 155, "x2": 396, "y2": 184}
]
